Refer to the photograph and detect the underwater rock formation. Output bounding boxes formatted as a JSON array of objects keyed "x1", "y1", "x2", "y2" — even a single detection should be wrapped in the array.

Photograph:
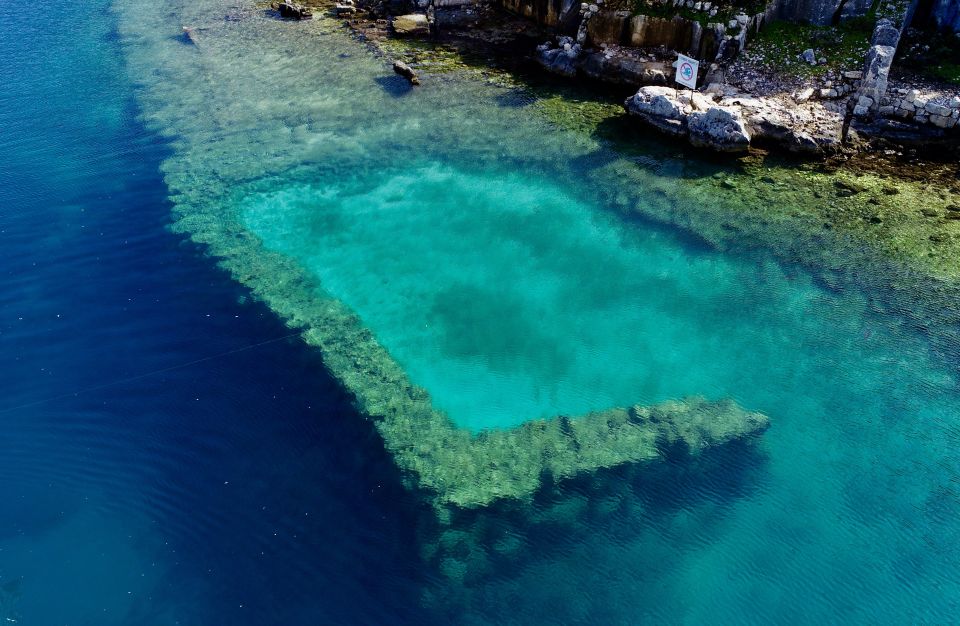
[
  {"x1": 381, "y1": 395, "x2": 769, "y2": 510},
  {"x1": 274, "y1": 1, "x2": 313, "y2": 19}
]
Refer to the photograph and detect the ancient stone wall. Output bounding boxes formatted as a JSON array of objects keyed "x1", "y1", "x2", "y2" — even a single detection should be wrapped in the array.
[
  {"x1": 883, "y1": 90, "x2": 960, "y2": 127},
  {"x1": 498, "y1": 0, "x2": 581, "y2": 28}
]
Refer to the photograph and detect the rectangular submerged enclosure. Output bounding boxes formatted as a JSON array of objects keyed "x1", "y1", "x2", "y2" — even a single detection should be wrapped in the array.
[
  {"x1": 117, "y1": 0, "x2": 769, "y2": 510},
  {"x1": 231, "y1": 162, "x2": 771, "y2": 508}
]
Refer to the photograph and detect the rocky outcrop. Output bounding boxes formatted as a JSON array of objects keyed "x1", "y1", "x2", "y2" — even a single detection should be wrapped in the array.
[
  {"x1": 688, "y1": 105, "x2": 752, "y2": 151},
  {"x1": 393, "y1": 59, "x2": 421, "y2": 84},
  {"x1": 537, "y1": 36, "x2": 581, "y2": 76},
  {"x1": 538, "y1": 37, "x2": 675, "y2": 84},
  {"x1": 274, "y1": 1, "x2": 313, "y2": 19},
  {"x1": 625, "y1": 84, "x2": 843, "y2": 153},
  {"x1": 392, "y1": 13, "x2": 431, "y2": 35},
  {"x1": 335, "y1": 0, "x2": 358, "y2": 16},
  {"x1": 624, "y1": 85, "x2": 691, "y2": 135}
]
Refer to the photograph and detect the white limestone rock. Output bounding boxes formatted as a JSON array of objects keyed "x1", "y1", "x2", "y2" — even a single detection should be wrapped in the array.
[{"x1": 688, "y1": 106, "x2": 751, "y2": 152}]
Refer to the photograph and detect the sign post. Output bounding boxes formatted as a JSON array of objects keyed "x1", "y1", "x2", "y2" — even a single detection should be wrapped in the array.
[{"x1": 674, "y1": 54, "x2": 699, "y2": 90}]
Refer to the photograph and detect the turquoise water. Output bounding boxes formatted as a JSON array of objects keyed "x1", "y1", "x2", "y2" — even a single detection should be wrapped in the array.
[
  {"x1": 3, "y1": 0, "x2": 960, "y2": 623},
  {"x1": 241, "y1": 162, "x2": 952, "y2": 434}
]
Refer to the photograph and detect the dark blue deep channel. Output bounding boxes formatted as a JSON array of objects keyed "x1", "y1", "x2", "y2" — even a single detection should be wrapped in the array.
[{"x1": 0, "y1": 3, "x2": 430, "y2": 624}]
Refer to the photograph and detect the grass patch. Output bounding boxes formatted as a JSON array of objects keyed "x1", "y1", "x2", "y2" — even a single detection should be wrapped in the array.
[
  {"x1": 630, "y1": 0, "x2": 770, "y2": 26},
  {"x1": 743, "y1": 19, "x2": 872, "y2": 77}
]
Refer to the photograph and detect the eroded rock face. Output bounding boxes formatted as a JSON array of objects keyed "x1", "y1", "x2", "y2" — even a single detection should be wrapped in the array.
[
  {"x1": 625, "y1": 85, "x2": 844, "y2": 154},
  {"x1": 688, "y1": 106, "x2": 751, "y2": 152},
  {"x1": 579, "y1": 51, "x2": 670, "y2": 86},
  {"x1": 499, "y1": 0, "x2": 581, "y2": 29},
  {"x1": 537, "y1": 44, "x2": 579, "y2": 77},
  {"x1": 624, "y1": 86, "x2": 689, "y2": 136}
]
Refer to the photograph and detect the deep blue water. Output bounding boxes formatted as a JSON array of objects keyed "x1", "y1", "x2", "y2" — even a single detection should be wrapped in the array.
[
  {"x1": 0, "y1": 4, "x2": 429, "y2": 624},
  {"x1": 4, "y1": 1, "x2": 960, "y2": 625}
]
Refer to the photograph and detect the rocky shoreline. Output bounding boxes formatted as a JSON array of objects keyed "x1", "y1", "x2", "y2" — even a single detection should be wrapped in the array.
[{"x1": 313, "y1": 0, "x2": 960, "y2": 160}]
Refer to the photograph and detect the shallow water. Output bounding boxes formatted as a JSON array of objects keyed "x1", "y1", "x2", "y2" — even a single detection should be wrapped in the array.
[
  {"x1": 3, "y1": 0, "x2": 960, "y2": 623},
  {"x1": 240, "y1": 161, "x2": 950, "y2": 434}
]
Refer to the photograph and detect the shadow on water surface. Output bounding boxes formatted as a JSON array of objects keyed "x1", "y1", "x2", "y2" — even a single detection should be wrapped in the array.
[{"x1": 375, "y1": 74, "x2": 415, "y2": 97}]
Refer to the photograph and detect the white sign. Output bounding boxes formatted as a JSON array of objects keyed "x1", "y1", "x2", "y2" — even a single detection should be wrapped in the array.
[{"x1": 674, "y1": 54, "x2": 699, "y2": 89}]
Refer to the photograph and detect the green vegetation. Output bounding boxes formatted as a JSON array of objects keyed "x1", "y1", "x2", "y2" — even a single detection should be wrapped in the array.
[
  {"x1": 630, "y1": 0, "x2": 769, "y2": 27},
  {"x1": 744, "y1": 19, "x2": 872, "y2": 77}
]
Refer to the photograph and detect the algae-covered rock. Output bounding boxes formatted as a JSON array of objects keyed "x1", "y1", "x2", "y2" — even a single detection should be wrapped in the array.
[
  {"x1": 393, "y1": 14, "x2": 430, "y2": 37},
  {"x1": 382, "y1": 394, "x2": 769, "y2": 510}
]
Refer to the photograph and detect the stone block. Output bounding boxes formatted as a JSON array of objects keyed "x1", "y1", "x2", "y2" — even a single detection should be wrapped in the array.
[
  {"x1": 392, "y1": 13, "x2": 430, "y2": 36},
  {"x1": 930, "y1": 114, "x2": 957, "y2": 129},
  {"x1": 871, "y1": 19, "x2": 900, "y2": 47},
  {"x1": 925, "y1": 102, "x2": 952, "y2": 116},
  {"x1": 795, "y1": 87, "x2": 814, "y2": 103}
]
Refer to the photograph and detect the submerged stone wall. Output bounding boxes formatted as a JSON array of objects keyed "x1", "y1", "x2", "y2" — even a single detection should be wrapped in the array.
[{"x1": 583, "y1": 6, "x2": 767, "y2": 61}]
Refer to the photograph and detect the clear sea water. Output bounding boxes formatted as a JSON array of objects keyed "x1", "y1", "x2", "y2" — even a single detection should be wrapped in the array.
[{"x1": 3, "y1": 0, "x2": 960, "y2": 624}]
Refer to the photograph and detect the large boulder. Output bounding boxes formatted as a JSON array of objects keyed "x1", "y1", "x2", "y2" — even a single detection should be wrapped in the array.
[
  {"x1": 687, "y1": 106, "x2": 751, "y2": 152},
  {"x1": 624, "y1": 86, "x2": 690, "y2": 136},
  {"x1": 392, "y1": 60, "x2": 420, "y2": 85},
  {"x1": 276, "y1": 2, "x2": 313, "y2": 19},
  {"x1": 536, "y1": 45, "x2": 579, "y2": 77},
  {"x1": 392, "y1": 14, "x2": 430, "y2": 36}
]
